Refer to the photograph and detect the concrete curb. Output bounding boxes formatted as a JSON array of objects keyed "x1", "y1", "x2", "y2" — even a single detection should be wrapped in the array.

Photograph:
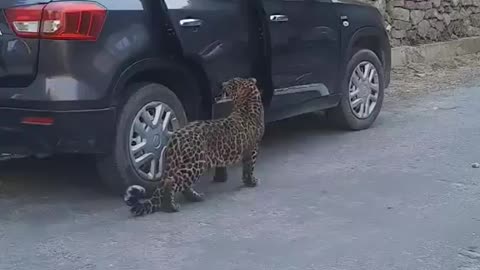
[{"x1": 392, "y1": 36, "x2": 480, "y2": 68}]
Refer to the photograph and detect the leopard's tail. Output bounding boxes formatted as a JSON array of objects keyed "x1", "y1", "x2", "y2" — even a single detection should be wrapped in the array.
[{"x1": 124, "y1": 185, "x2": 161, "y2": 217}]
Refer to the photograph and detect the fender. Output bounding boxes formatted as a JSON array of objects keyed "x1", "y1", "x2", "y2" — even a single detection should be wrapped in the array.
[
  {"x1": 342, "y1": 26, "x2": 391, "y2": 86},
  {"x1": 344, "y1": 26, "x2": 384, "y2": 62},
  {"x1": 109, "y1": 57, "x2": 213, "y2": 109}
]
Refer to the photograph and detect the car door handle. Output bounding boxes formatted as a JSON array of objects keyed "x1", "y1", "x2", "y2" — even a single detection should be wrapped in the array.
[
  {"x1": 179, "y1": 18, "x2": 203, "y2": 27},
  {"x1": 270, "y1": 14, "x2": 289, "y2": 22}
]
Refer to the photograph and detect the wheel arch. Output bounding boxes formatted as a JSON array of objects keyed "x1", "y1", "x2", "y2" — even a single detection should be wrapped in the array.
[
  {"x1": 111, "y1": 58, "x2": 213, "y2": 121},
  {"x1": 345, "y1": 26, "x2": 391, "y2": 86},
  {"x1": 346, "y1": 27, "x2": 385, "y2": 65}
]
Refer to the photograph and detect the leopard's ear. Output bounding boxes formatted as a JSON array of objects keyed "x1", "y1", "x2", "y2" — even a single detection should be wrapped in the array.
[
  {"x1": 222, "y1": 81, "x2": 229, "y2": 88},
  {"x1": 248, "y1": 77, "x2": 257, "y2": 84}
]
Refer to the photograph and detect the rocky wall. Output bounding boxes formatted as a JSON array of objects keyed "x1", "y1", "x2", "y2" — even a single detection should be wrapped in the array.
[{"x1": 360, "y1": 0, "x2": 480, "y2": 46}]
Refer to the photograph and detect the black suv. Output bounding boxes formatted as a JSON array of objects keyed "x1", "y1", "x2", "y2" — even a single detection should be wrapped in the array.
[{"x1": 0, "y1": 0, "x2": 390, "y2": 192}]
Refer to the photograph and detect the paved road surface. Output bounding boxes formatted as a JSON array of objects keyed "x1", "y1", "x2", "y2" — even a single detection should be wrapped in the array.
[{"x1": 1, "y1": 85, "x2": 480, "y2": 270}]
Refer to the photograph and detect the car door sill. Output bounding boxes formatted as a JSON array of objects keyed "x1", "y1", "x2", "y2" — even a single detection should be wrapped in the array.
[
  {"x1": 265, "y1": 95, "x2": 340, "y2": 123},
  {"x1": 273, "y1": 83, "x2": 330, "y2": 97}
]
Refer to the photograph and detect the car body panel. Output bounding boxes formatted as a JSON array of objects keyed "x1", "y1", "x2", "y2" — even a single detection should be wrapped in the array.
[
  {"x1": 260, "y1": 0, "x2": 341, "y2": 95},
  {"x1": 162, "y1": 0, "x2": 254, "y2": 97},
  {"x1": 0, "y1": 0, "x2": 51, "y2": 88},
  {"x1": 258, "y1": 0, "x2": 362, "y2": 123},
  {"x1": 0, "y1": 0, "x2": 168, "y2": 110},
  {"x1": 334, "y1": 1, "x2": 391, "y2": 85}
]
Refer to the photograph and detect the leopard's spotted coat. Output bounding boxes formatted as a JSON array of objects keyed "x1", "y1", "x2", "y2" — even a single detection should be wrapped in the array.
[{"x1": 124, "y1": 77, "x2": 265, "y2": 216}]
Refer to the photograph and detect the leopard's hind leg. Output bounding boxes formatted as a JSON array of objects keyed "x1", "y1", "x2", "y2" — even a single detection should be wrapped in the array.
[
  {"x1": 160, "y1": 178, "x2": 180, "y2": 212},
  {"x1": 183, "y1": 159, "x2": 209, "y2": 202},
  {"x1": 162, "y1": 160, "x2": 209, "y2": 211}
]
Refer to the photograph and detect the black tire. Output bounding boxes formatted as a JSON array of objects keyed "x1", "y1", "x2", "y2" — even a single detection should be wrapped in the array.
[
  {"x1": 96, "y1": 83, "x2": 188, "y2": 195},
  {"x1": 327, "y1": 49, "x2": 385, "y2": 130}
]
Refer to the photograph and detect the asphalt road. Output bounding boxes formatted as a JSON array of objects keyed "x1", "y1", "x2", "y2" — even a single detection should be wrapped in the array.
[{"x1": 2, "y1": 85, "x2": 480, "y2": 270}]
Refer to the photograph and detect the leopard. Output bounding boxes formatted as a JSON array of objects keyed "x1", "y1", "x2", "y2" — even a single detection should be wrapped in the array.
[{"x1": 124, "y1": 77, "x2": 265, "y2": 216}]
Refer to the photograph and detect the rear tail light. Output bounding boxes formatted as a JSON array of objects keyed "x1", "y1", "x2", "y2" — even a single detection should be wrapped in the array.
[{"x1": 5, "y1": 1, "x2": 107, "y2": 41}]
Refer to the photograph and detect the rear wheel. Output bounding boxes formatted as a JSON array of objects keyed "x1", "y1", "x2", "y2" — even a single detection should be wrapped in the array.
[
  {"x1": 96, "y1": 83, "x2": 188, "y2": 194},
  {"x1": 327, "y1": 49, "x2": 385, "y2": 130}
]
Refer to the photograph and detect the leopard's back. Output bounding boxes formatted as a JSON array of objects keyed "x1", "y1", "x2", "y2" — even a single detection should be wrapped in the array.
[{"x1": 163, "y1": 113, "x2": 262, "y2": 172}]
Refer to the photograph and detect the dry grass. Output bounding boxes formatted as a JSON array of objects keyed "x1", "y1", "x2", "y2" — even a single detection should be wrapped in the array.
[{"x1": 388, "y1": 53, "x2": 480, "y2": 99}]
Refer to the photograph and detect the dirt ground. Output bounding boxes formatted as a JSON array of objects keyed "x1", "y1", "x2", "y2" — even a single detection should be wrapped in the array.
[{"x1": 388, "y1": 52, "x2": 480, "y2": 98}]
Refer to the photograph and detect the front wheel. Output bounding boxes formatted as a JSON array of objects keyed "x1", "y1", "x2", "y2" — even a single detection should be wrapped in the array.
[
  {"x1": 96, "y1": 83, "x2": 188, "y2": 194},
  {"x1": 327, "y1": 49, "x2": 385, "y2": 130}
]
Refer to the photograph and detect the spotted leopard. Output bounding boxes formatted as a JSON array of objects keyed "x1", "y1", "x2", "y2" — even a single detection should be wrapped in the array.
[{"x1": 124, "y1": 77, "x2": 265, "y2": 216}]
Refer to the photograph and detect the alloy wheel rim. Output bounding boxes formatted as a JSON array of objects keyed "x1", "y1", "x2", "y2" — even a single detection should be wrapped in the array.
[
  {"x1": 348, "y1": 61, "x2": 380, "y2": 119},
  {"x1": 128, "y1": 101, "x2": 180, "y2": 181}
]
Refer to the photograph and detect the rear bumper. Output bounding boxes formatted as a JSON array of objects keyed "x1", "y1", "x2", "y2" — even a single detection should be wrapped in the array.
[{"x1": 0, "y1": 107, "x2": 116, "y2": 156}]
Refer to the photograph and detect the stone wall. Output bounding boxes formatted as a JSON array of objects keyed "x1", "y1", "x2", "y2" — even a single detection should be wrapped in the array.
[{"x1": 360, "y1": 0, "x2": 480, "y2": 46}]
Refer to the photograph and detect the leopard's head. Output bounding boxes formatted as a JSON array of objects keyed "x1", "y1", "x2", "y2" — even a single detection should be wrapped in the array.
[{"x1": 218, "y1": 77, "x2": 259, "y2": 102}]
